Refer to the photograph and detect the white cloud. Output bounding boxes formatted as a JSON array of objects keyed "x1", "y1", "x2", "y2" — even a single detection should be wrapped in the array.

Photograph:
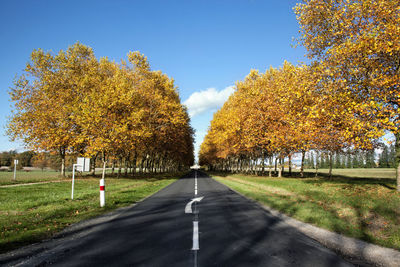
[{"x1": 183, "y1": 86, "x2": 234, "y2": 117}]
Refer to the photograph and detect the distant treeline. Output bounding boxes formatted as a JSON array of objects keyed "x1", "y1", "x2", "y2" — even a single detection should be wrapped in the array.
[
  {"x1": 0, "y1": 150, "x2": 177, "y2": 175},
  {"x1": 0, "y1": 151, "x2": 61, "y2": 170},
  {"x1": 304, "y1": 144, "x2": 396, "y2": 169}
]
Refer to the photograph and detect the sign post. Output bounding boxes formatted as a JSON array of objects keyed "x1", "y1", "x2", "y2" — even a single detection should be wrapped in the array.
[
  {"x1": 71, "y1": 157, "x2": 90, "y2": 200},
  {"x1": 13, "y1": 159, "x2": 18, "y2": 181}
]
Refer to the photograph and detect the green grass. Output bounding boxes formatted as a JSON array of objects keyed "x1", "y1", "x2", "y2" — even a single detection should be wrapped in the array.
[
  {"x1": 212, "y1": 169, "x2": 400, "y2": 250},
  {"x1": 0, "y1": 169, "x2": 169, "y2": 186},
  {"x1": 0, "y1": 174, "x2": 178, "y2": 253},
  {"x1": 0, "y1": 170, "x2": 68, "y2": 185}
]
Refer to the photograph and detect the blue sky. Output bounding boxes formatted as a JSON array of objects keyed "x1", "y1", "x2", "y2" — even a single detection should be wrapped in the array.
[{"x1": 0, "y1": 0, "x2": 306, "y2": 157}]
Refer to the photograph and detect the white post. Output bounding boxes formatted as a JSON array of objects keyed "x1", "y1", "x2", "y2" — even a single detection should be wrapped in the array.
[{"x1": 100, "y1": 179, "x2": 105, "y2": 207}]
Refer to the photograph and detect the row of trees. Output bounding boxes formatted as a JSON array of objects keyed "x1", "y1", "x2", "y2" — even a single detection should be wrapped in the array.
[
  {"x1": 0, "y1": 150, "x2": 163, "y2": 176},
  {"x1": 199, "y1": 0, "x2": 400, "y2": 190},
  {"x1": 304, "y1": 146, "x2": 397, "y2": 169},
  {"x1": 7, "y1": 43, "x2": 194, "y2": 176},
  {"x1": 199, "y1": 62, "x2": 380, "y2": 176},
  {"x1": 0, "y1": 151, "x2": 62, "y2": 171},
  {"x1": 0, "y1": 151, "x2": 35, "y2": 168}
]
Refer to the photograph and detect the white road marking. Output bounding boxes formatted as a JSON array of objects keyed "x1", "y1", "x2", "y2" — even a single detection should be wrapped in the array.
[
  {"x1": 192, "y1": 221, "x2": 199, "y2": 250},
  {"x1": 185, "y1": 196, "x2": 204, "y2": 213},
  {"x1": 194, "y1": 171, "x2": 198, "y2": 195}
]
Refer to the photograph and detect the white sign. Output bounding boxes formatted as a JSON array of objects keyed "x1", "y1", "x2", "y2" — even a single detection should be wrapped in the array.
[
  {"x1": 77, "y1": 157, "x2": 90, "y2": 172},
  {"x1": 14, "y1": 159, "x2": 19, "y2": 165}
]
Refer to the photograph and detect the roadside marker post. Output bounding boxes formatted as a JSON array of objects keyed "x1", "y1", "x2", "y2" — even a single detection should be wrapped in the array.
[
  {"x1": 99, "y1": 160, "x2": 107, "y2": 207},
  {"x1": 71, "y1": 157, "x2": 90, "y2": 200},
  {"x1": 13, "y1": 159, "x2": 18, "y2": 181},
  {"x1": 100, "y1": 179, "x2": 105, "y2": 207}
]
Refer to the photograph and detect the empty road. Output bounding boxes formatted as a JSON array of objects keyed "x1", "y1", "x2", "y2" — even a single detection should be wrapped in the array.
[{"x1": 4, "y1": 170, "x2": 353, "y2": 266}]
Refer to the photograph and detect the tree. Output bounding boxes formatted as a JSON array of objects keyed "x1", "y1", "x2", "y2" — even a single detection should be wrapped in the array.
[
  {"x1": 32, "y1": 152, "x2": 49, "y2": 171},
  {"x1": 352, "y1": 151, "x2": 361, "y2": 168},
  {"x1": 7, "y1": 43, "x2": 194, "y2": 176},
  {"x1": 379, "y1": 145, "x2": 390, "y2": 168},
  {"x1": 16, "y1": 151, "x2": 35, "y2": 167},
  {"x1": 389, "y1": 145, "x2": 397, "y2": 168},
  {"x1": 310, "y1": 152, "x2": 315, "y2": 169},
  {"x1": 334, "y1": 152, "x2": 342, "y2": 169},
  {"x1": 306, "y1": 152, "x2": 315, "y2": 169},
  {"x1": 199, "y1": 60, "x2": 377, "y2": 178},
  {"x1": 200, "y1": 63, "x2": 318, "y2": 177},
  {"x1": 346, "y1": 152, "x2": 352, "y2": 168},
  {"x1": 7, "y1": 43, "x2": 98, "y2": 176},
  {"x1": 295, "y1": 0, "x2": 400, "y2": 190},
  {"x1": 0, "y1": 151, "x2": 15, "y2": 166},
  {"x1": 365, "y1": 150, "x2": 376, "y2": 168}
]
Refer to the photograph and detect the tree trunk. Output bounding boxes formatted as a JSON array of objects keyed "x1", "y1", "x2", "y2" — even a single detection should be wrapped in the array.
[
  {"x1": 102, "y1": 160, "x2": 106, "y2": 180},
  {"x1": 59, "y1": 147, "x2": 66, "y2": 177},
  {"x1": 300, "y1": 151, "x2": 305, "y2": 178},
  {"x1": 124, "y1": 158, "x2": 128, "y2": 176},
  {"x1": 328, "y1": 151, "x2": 333, "y2": 179},
  {"x1": 61, "y1": 157, "x2": 65, "y2": 177},
  {"x1": 139, "y1": 157, "x2": 144, "y2": 174},
  {"x1": 261, "y1": 151, "x2": 266, "y2": 176},
  {"x1": 274, "y1": 157, "x2": 278, "y2": 174},
  {"x1": 315, "y1": 151, "x2": 319, "y2": 177},
  {"x1": 132, "y1": 151, "x2": 137, "y2": 177},
  {"x1": 281, "y1": 156, "x2": 284, "y2": 175},
  {"x1": 395, "y1": 133, "x2": 400, "y2": 191},
  {"x1": 101, "y1": 151, "x2": 107, "y2": 180},
  {"x1": 118, "y1": 158, "x2": 122, "y2": 178},
  {"x1": 91, "y1": 154, "x2": 98, "y2": 176},
  {"x1": 288, "y1": 154, "x2": 292, "y2": 176},
  {"x1": 278, "y1": 155, "x2": 282, "y2": 177},
  {"x1": 269, "y1": 156, "x2": 272, "y2": 177}
]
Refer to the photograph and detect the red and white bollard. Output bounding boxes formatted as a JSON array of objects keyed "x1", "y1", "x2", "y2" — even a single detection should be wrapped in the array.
[{"x1": 100, "y1": 179, "x2": 105, "y2": 207}]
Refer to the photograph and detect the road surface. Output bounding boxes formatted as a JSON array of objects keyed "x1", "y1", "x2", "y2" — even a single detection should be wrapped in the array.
[{"x1": 4, "y1": 170, "x2": 354, "y2": 266}]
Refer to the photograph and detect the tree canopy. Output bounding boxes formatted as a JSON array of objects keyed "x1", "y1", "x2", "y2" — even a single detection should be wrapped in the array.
[{"x1": 8, "y1": 43, "x2": 194, "y2": 175}]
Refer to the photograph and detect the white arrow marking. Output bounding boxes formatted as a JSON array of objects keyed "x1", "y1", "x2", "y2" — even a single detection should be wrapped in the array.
[
  {"x1": 192, "y1": 221, "x2": 199, "y2": 250},
  {"x1": 185, "y1": 196, "x2": 204, "y2": 214}
]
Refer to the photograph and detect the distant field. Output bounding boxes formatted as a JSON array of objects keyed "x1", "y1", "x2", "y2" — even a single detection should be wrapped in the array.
[
  {"x1": 0, "y1": 175, "x2": 178, "y2": 253},
  {"x1": 212, "y1": 169, "x2": 400, "y2": 250}
]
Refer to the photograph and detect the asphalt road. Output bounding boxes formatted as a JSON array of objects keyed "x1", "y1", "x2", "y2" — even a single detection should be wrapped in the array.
[{"x1": 5, "y1": 170, "x2": 354, "y2": 266}]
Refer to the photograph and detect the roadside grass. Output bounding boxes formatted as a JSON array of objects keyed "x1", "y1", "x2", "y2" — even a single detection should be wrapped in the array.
[
  {"x1": 0, "y1": 171, "x2": 68, "y2": 185},
  {"x1": 0, "y1": 169, "x2": 174, "y2": 186},
  {"x1": 211, "y1": 169, "x2": 400, "y2": 250},
  {"x1": 0, "y1": 174, "x2": 178, "y2": 253},
  {"x1": 295, "y1": 168, "x2": 396, "y2": 179}
]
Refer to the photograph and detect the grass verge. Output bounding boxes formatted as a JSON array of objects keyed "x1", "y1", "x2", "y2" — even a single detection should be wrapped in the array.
[
  {"x1": 0, "y1": 171, "x2": 68, "y2": 186},
  {"x1": 211, "y1": 170, "x2": 400, "y2": 250},
  {"x1": 0, "y1": 174, "x2": 178, "y2": 253}
]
